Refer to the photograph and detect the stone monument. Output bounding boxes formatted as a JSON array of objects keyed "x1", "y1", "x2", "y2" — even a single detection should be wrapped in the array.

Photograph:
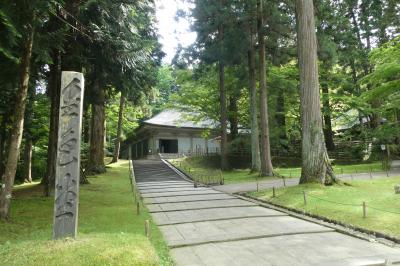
[{"x1": 53, "y1": 72, "x2": 84, "y2": 239}]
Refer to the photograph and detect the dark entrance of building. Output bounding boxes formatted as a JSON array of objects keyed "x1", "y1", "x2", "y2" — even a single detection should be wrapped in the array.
[{"x1": 159, "y1": 139, "x2": 178, "y2": 153}]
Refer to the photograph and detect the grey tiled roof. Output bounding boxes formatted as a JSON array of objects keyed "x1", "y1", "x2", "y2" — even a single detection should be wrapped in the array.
[{"x1": 143, "y1": 109, "x2": 217, "y2": 129}]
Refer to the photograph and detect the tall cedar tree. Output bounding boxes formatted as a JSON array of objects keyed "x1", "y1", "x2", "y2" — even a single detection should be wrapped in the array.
[
  {"x1": 257, "y1": 0, "x2": 274, "y2": 176},
  {"x1": 0, "y1": 6, "x2": 35, "y2": 220},
  {"x1": 296, "y1": 0, "x2": 334, "y2": 184}
]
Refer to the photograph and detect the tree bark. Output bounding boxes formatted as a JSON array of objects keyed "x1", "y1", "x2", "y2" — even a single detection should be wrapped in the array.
[
  {"x1": 218, "y1": 16, "x2": 229, "y2": 170},
  {"x1": 276, "y1": 89, "x2": 288, "y2": 147},
  {"x1": 23, "y1": 138, "x2": 33, "y2": 183},
  {"x1": 257, "y1": 0, "x2": 274, "y2": 177},
  {"x1": 0, "y1": 17, "x2": 35, "y2": 220},
  {"x1": 296, "y1": 0, "x2": 334, "y2": 185},
  {"x1": 322, "y1": 84, "x2": 335, "y2": 151},
  {"x1": 0, "y1": 117, "x2": 7, "y2": 179},
  {"x1": 111, "y1": 94, "x2": 125, "y2": 163},
  {"x1": 219, "y1": 62, "x2": 229, "y2": 170},
  {"x1": 82, "y1": 103, "x2": 90, "y2": 144},
  {"x1": 228, "y1": 96, "x2": 239, "y2": 140},
  {"x1": 248, "y1": 27, "x2": 261, "y2": 172},
  {"x1": 87, "y1": 78, "x2": 106, "y2": 174},
  {"x1": 43, "y1": 50, "x2": 61, "y2": 197}
]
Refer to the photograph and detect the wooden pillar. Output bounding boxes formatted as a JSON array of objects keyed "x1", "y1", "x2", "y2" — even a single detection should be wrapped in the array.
[{"x1": 53, "y1": 72, "x2": 85, "y2": 239}]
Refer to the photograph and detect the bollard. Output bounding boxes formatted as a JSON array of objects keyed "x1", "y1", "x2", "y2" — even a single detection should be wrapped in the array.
[
  {"x1": 363, "y1": 202, "x2": 366, "y2": 218},
  {"x1": 273, "y1": 187, "x2": 276, "y2": 198},
  {"x1": 137, "y1": 202, "x2": 140, "y2": 215},
  {"x1": 283, "y1": 177, "x2": 286, "y2": 187},
  {"x1": 145, "y1": 220, "x2": 151, "y2": 238},
  {"x1": 194, "y1": 180, "x2": 197, "y2": 188},
  {"x1": 303, "y1": 191, "x2": 307, "y2": 205}
]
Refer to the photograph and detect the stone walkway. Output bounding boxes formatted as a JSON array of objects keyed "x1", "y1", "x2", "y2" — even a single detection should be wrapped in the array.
[{"x1": 133, "y1": 160, "x2": 400, "y2": 266}]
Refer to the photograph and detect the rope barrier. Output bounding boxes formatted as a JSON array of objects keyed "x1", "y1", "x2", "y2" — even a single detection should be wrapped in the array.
[{"x1": 269, "y1": 189, "x2": 400, "y2": 216}]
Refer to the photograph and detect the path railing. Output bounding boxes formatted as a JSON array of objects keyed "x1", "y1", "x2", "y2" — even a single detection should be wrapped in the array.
[
  {"x1": 128, "y1": 154, "x2": 143, "y2": 215},
  {"x1": 171, "y1": 160, "x2": 224, "y2": 187},
  {"x1": 264, "y1": 187, "x2": 400, "y2": 218}
]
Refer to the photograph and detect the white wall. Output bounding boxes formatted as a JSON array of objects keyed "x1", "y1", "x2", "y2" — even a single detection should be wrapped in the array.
[
  {"x1": 178, "y1": 137, "x2": 191, "y2": 154},
  {"x1": 153, "y1": 133, "x2": 220, "y2": 155}
]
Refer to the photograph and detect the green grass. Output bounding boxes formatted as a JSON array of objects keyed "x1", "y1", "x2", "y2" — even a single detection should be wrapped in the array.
[
  {"x1": 248, "y1": 176, "x2": 400, "y2": 238},
  {"x1": 170, "y1": 157, "x2": 385, "y2": 184},
  {"x1": 0, "y1": 160, "x2": 173, "y2": 266}
]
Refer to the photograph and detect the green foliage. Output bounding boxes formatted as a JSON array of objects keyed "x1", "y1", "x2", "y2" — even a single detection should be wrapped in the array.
[
  {"x1": 170, "y1": 66, "x2": 220, "y2": 121},
  {"x1": 151, "y1": 65, "x2": 177, "y2": 113},
  {"x1": 105, "y1": 93, "x2": 144, "y2": 150},
  {"x1": 360, "y1": 37, "x2": 400, "y2": 143}
]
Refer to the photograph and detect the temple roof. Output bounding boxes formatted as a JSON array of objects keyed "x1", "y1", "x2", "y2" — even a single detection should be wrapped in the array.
[{"x1": 143, "y1": 109, "x2": 217, "y2": 129}]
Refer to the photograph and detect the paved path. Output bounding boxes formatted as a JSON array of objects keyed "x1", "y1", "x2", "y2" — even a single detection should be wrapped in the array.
[
  {"x1": 134, "y1": 160, "x2": 400, "y2": 266},
  {"x1": 214, "y1": 169, "x2": 400, "y2": 194}
]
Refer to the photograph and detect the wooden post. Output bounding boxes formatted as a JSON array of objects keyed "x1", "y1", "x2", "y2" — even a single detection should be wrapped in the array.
[
  {"x1": 53, "y1": 72, "x2": 85, "y2": 240},
  {"x1": 272, "y1": 187, "x2": 276, "y2": 198},
  {"x1": 145, "y1": 220, "x2": 151, "y2": 238},
  {"x1": 363, "y1": 201, "x2": 366, "y2": 218},
  {"x1": 303, "y1": 191, "x2": 307, "y2": 205},
  {"x1": 137, "y1": 201, "x2": 140, "y2": 215}
]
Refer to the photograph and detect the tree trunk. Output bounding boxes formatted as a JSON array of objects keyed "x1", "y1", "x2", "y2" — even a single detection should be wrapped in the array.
[
  {"x1": 219, "y1": 62, "x2": 229, "y2": 170},
  {"x1": 228, "y1": 96, "x2": 239, "y2": 140},
  {"x1": 0, "y1": 117, "x2": 7, "y2": 179},
  {"x1": 248, "y1": 30, "x2": 261, "y2": 172},
  {"x1": 43, "y1": 50, "x2": 61, "y2": 197},
  {"x1": 218, "y1": 16, "x2": 229, "y2": 170},
  {"x1": 23, "y1": 138, "x2": 33, "y2": 183},
  {"x1": 296, "y1": 0, "x2": 334, "y2": 185},
  {"x1": 257, "y1": 0, "x2": 274, "y2": 177},
  {"x1": 322, "y1": 84, "x2": 335, "y2": 151},
  {"x1": 82, "y1": 103, "x2": 90, "y2": 144},
  {"x1": 111, "y1": 94, "x2": 125, "y2": 163},
  {"x1": 0, "y1": 18, "x2": 35, "y2": 220},
  {"x1": 87, "y1": 79, "x2": 106, "y2": 174},
  {"x1": 276, "y1": 89, "x2": 288, "y2": 148}
]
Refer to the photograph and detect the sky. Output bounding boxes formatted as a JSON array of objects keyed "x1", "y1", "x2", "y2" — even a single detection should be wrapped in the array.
[{"x1": 155, "y1": 0, "x2": 196, "y2": 64}]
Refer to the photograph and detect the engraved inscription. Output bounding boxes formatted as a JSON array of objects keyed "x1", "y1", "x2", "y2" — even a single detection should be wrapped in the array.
[{"x1": 53, "y1": 73, "x2": 84, "y2": 239}]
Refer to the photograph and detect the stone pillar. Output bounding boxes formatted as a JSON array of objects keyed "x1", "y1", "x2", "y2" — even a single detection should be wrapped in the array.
[{"x1": 53, "y1": 72, "x2": 84, "y2": 239}]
